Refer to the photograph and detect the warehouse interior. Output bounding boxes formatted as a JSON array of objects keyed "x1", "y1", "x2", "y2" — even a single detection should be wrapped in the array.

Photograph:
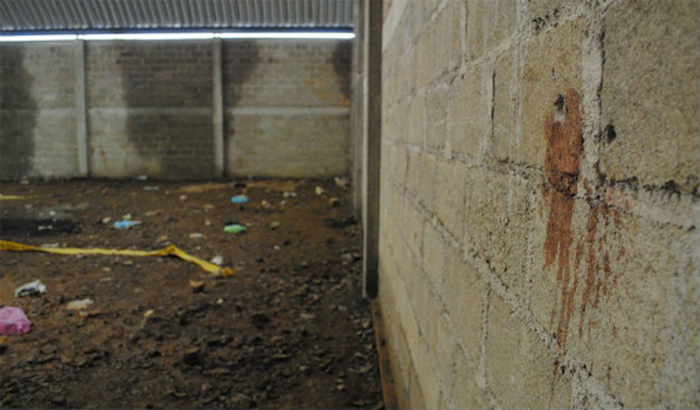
[{"x1": 2, "y1": 0, "x2": 699, "y2": 409}]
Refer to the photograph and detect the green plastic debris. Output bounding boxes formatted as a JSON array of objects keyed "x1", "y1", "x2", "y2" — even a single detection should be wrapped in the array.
[{"x1": 224, "y1": 224, "x2": 248, "y2": 234}]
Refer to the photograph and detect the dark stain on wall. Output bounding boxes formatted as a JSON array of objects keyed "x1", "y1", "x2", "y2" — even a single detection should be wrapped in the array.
[
  {"x1": 116, "y1": 42, "x2": 214, "y2": 179},
  {"x1": 222, "y1": 40, "x2": 259, "y2": 173},
  {"x1": 332, "y1": 42, "x2": 352, "y2": 105},
  {"x1": 224, "y1": 41, "x2": 259, "y2": 108},
  {"x1": 0, "y1": 46, "x2": 37, "y2": 179}
]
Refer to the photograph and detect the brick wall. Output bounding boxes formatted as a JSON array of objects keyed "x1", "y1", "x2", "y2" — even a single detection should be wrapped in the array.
[
  {"x1": 87, "y1": 41, "x2": 214, "y2": 179},
  {"x1": 0, "y1": 39, "x2": 352, "y2": 180},
  {"x1": 0, "y1": 43, "x2": 78, "y2": 179},
  {"x1": 223, "y1": 40, "x2": 351, "y2": 177},
  {"x1": 377, "y1": 1, "x2": 699, "y2": 408}
]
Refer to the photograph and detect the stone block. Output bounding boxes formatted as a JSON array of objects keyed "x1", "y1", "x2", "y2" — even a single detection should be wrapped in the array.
[
  {"x1": 408, "y1": 92, "x2": 425, "y2": 146},
  {"x1": 483, "y1": 0, "x2": 518, "y2": 51},
  {"x1": 486, "y1": 294, "x2": 571, "y2": 409},
  {"x1": 444, "y1": 256, "x2": 485, "y2": 363},
  {"x1": 448, "y1": 63, "x2": 489, "y2": 158},
  {"x1": 492, "y1": 48, "x2": 516, "y2": 162},
  {"x1": 421, "y1": 222, "x2": 449, "y2": 293},
  {"x1": 434, "y1": 159, "x2": 467, "y2": 241},
  {"x1": 416, "y1": 152, "x2": 438, "y2": 213},
  {"x1": 600, "y1": 1, "x2": 700, "y2": 193},
  {"x1": 448, "y1": 0, "x2": 466, "y2": 71},
  {"x1": 425, "y1": 84, "x2": 448, "y2": 151},
  {"x1": 519, "y1": 18, "x2": 583, "y2": 169},
  {"x1": 465, "y1": 0, "x2": 484, "y2": 61},
  {"x1": 448, "y1": 347, "x2": 489, "y2": 409},
  {"x1": 463, "y1": 168, "x2": 535, "y2": 300}
]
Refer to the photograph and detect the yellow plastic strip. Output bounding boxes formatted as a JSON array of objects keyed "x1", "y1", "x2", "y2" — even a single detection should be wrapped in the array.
[
  {"x1": 0, "y1": 195, "x2": 25, "y2": 201},
  {"x1": 0, "y1": 239, "x2": 233, "y2": 277}
]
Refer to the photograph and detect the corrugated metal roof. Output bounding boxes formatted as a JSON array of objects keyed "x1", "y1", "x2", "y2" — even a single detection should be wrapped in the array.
[{"x1": 0, "y1": 0, "x2": 354, "y2": 32}]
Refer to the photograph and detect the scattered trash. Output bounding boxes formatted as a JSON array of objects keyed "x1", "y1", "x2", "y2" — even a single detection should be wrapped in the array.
[
  {"x1": 261, "y1": 200, "x2": 271, "y2": 209},
  {"x1": 231, "y1": 195, "x2": 250, "y2": 204},
  {"x1": 216, "y1": 298, "x2": 224, "y2": 305},
  {"x1": 189, "y1": 280, "x2": 205, "y2": 293},
  {"x1": 283, "y1": 191, "x2": 297, "y2": 198},
  {"x1": 113, "y1": 220, "x2": 140, "y2": 230},
  {"x1": 0, "y1": 239, "x2": 233, "y2": 277},
  {"x1": 329, "y1": 197, "x2": 340, "y2": 207},
  {"x1": 210, "y1": 255, "x2": 224, "y2": 266},
  {"x1": 67, "y1": 298, "x2": 94, "y2": 311},
  {"x1": 14, "y1": 280, "x2": 46, "y2": 298},
  {"x1": 122, "y1": 214, "x2": 133, "y2": 220},
  {"x1": 0, "y1": 307, "x2": 31, "y2": 335},
  {"x1": 143, "y1": 186, "x2": 160, "y2": 191},
  {"x1": 224, "y1": 224, "x2": 248, "y2": 234},
  {"x1": 315, "y1": 186, "x2": 324, "y2": 195},
  {"x1": 137, "y1": 175, "x2": 148, "y2": 181},
  {"x1": 189, "y1": 233, "x2": 205, "y2": 239},
  {"x1": 300, "y1": 313, "x2": 316, "y2": 321},
  {"x1": 40, "y1": 243, "x2": 59, "y2": 248},
  {"x1": 270, "y1": 221, "x2": 281, "y2": 230},
  {"x1": 101, "y1": 217, "x2": 112, "y2": 224},
  {"x1": 334, "y1": 177, "x2": 348, "y2": 188},
  {"x1": 179, "y1": 195, "x2": 188, "y2": 201}
]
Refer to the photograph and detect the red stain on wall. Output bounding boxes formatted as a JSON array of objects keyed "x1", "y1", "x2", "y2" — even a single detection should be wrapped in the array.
[
  {"x1": 542, "y1": 89, "x2": 584, "y2": 349},
  {"x1": 541, "y1": 90, "x2": 626, "y2": 352}
]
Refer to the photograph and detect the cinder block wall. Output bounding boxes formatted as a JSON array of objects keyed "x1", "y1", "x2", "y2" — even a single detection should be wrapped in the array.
[
  {"x1": 0, "y1": 43, "x2": 78, "y2": 179},
  {"x1": 0, "y1": 39, "x2": 351, "y2": 180},
  {"x1": 223, "y1": 41, "x2": 351, "y2": 177},
  {"x1": 378, "y1": 1, "x2": 699, "y2": 409},
  {"x1": 87, "y1": 41, "x2": 214, "y2": 179}
]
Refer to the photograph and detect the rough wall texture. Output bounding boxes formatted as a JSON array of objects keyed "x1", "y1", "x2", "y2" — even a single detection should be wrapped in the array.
[
  {"x1": 0, "y1": 43, "x2": 77, "y2": 179},
  {"x1": 0, "y1": 39, "x2": 352, "y2": 180},
  {"x1": 223, "y1": 40, "x2": 352, "y2": 178},
  {"x1": 377, "y1": 1, "x2": 700, "y2": 409}
]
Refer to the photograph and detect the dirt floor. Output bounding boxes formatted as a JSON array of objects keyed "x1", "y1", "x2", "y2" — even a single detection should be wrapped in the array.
[{"x1": 0, "y1": 178, "x2": 383, "y2": 409}]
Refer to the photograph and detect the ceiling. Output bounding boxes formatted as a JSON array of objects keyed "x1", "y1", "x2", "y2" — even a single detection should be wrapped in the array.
[{"x1": 0, "y1": 0, "x2": 355, "y2": 33}]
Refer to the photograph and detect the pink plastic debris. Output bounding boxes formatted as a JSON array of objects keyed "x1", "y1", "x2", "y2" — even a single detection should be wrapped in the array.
[{"x1": 0, "y1": 306, "x2": 31, "y2": 335}]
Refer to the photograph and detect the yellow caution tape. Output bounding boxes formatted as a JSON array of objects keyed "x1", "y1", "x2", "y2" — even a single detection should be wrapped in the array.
[
  {"x1": 0, "y1": 195, "x2": 25, "y2": 201},
  {"x1": 0, "y1": 239, "x2": 233, "y2": 277}
]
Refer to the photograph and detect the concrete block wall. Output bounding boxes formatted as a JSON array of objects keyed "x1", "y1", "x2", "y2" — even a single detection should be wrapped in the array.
[
  {"x1": 87, "y1": 41, "x2": 214, "y2": 179},
  {"x1": 378, "y1": 1, "x2": 699, "y2": 408},
  {"x1": 0, "y1": 43, "x2": 78, "y2": 179},
  {"x1": 0, "y1": 39, "x2": 352, "y2": 180},
  {"x1": 223, "y1": 41, "x2": 352, "y2": 177}
]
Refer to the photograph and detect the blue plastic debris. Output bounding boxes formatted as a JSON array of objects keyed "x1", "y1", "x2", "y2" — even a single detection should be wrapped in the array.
[{"x1": 231, "y1": 195, "x2": 250, "y2": 204}]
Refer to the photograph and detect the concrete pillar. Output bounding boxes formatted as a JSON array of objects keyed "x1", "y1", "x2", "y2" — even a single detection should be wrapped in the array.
[
  {"x1": 74, "y1": 40, "x2": 89, "y2": 176},
  {"x1": 352, "y1": 0, "x2": 366, "y2": 219},
  {"x1": 362, "y1": 0, "x2": 382, "y2": 298},
  {"x1": 212, "y1": 39, "x2": 225, "y2": 178}
]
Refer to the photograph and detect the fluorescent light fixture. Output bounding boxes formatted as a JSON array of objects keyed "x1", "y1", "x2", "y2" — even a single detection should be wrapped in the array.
[
  {"x1": 80, "y1": 32, "x2": 215, "y2": 41},
  {"x1": 218, "y1": 32, "x2": 355, "y2": 40},
  {"x1": 0, "y1": 31, "x2": 355, "y2": 42},
  {"x1": 0, "y1": 34, "x2": 77, "y2": 42}
]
